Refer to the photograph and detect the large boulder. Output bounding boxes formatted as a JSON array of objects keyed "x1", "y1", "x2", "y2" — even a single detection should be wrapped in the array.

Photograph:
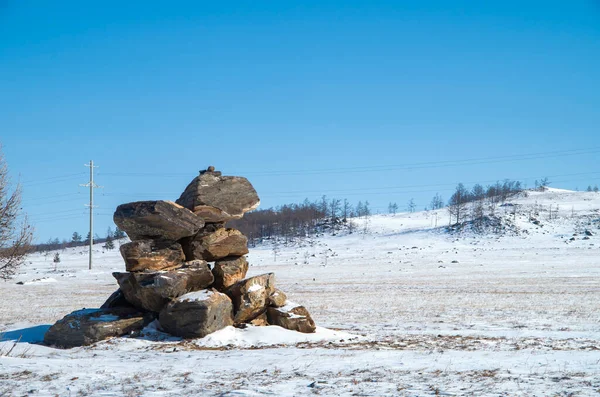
[
  {"x1": 120, "y1": 240, "x2": 185, "y2": 272},
  {"x1": 159, "y1": 290, "x2": 234, "y2": 338},
  {"x1": 176, "y1": 168, "x2": 260, "y2": 223},
  {"x1": 113, "y1": 261, "x2": 214, "y2": 313},
  {"x1": 181, "y1": 227, "x2": 248, "y2": 262},
  {"x1": 225, "y1": 273, "x2": 275, "y2": 324},
  {"x1": 113, "y1": 200, "x2": 205, "y2": 241},
  {"x1": 43, "y1": 307, "x2": 151, "y2": 348},
  {"x1": 212, "y1": 256, "x2": 248, "y2": 290},
  {"x1": 266, "y1": 302, "x2": 316, "y2": 334}
]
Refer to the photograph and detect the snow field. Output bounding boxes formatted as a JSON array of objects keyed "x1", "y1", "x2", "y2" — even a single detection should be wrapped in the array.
[{"x1": 1, "y1": 188, "x2": 599, "y2": 396}]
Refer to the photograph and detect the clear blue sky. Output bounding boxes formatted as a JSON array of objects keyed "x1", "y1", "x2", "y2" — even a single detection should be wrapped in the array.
[{"x1": 1, "y1": 1, "x2": 599, "y2": 242}]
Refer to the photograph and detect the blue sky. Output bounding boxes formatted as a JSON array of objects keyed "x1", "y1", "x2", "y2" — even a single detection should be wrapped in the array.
[{"x1": 1, "y1": 1, "x2": 599, "y2": 242}]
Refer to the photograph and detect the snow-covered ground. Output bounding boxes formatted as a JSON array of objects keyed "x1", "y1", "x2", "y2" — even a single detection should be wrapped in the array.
[{"x1": 1, "y1": 188, "x2": 600, "y2": 396}]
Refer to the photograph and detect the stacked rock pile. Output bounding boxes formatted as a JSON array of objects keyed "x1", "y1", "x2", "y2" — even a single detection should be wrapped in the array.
[{"x1": 44, "y1": 167, "x2": 316, "y2": 348}]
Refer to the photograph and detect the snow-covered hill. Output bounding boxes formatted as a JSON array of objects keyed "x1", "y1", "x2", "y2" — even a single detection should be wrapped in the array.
[{"x1": 1, "y1": 188, "x2": 600, "y2": 396}]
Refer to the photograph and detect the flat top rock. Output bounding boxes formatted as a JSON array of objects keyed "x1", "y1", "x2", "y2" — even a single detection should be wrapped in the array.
[
  {"x1": 43, "y1": 307, "x2": 150, "y2": 348},
  {"x1": 113, "y1": 200, "x2": 205, "y2": 241}
]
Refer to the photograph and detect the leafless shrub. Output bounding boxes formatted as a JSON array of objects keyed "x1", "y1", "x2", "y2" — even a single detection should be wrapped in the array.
[{"x1": 0, "y1": 144, "x2": 33, "y2": 279}]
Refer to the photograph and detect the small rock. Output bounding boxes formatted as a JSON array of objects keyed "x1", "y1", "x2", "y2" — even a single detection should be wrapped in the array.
[
  {"x1": 268, "y1": 289, "x2": 287, "y2": 308},
  {"x1": 249, "y1": 312, "x2": 269, "y2": 326},
  {"x1": 226, "y1": 273, "x2": 275, "y2": 324},
  {"x1": 212, "y1": 256, "x2": 249, "y2": 290},
  {"x1": 267, "y1": 302, "x2": 316, "y2": 333}
]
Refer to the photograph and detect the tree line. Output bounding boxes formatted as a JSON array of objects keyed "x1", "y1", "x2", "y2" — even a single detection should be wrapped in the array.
[
  {"x1": 447, "y1": 179, "x2": 527, "y2": 225},
  {"x1": 32, "y1": 227, "x2": 126, "y2": 252},
  {"x1": 229, "y1": 196, "x2": 371, "y2": 246}
]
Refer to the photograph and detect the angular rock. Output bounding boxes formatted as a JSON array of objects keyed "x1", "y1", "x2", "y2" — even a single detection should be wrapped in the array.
[
  {"x1": 120, "y1": 240, "x2": 185, "y2": 272},
  {"x1": 113, "y1": 200, "x2": 205, "y2": 241},
  {"x1": 181, "y1": 228, "x2": 248, "y2": 262},
  {"x1": 249, "y1": 312, "x2": 269, "y2": 326},
  {"x1": 159, "y1": 290, "x2": 233, "y2": 338},
  {"x1": 225, "y1": 273, "x2": 275, "y2": 324},
  {"x1": 266, "y1": 302, "x2": 316, "y2": 333},
  {"x1": 43, "y1": 307, "x2": 150, "y2": 348},
  {"x1": 100, "y1": 289, "x2": 132, "y2": 309},
  {"x1": 113, "y1": 261, "x2": 214, "y2": 313},
  {"x1": 268, "y1": 289, "x2": 287, "y2": 308},
  {"x1": 176, "y1": 168, "x2": 260, "y2": 223},
  {"x1": 212, "y1": 256, "x2": 249, "y2": 290}
]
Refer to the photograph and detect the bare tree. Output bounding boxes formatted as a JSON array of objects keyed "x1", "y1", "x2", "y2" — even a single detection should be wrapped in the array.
[
  {"x1": 407, "y1": 198, "x2": 416, "y2": 213},
  {"x1": 471, "y1": 199, "x2": 485, "y2": 230},
  {"x1": 0, "y1": 145, "x2": 33, "y2": 279},
  {"x1": 388, "y1": 202, "x2": 398, "y2": 214},
  {"x1": 471, "y1": 184, "x2": 485, "y2": 201},
  {"x1": 363, "y1": 201, "x2": 371, "y2": 218},
  {"x1": 430, "y1": 193, "x2": 444, "y2": 210},
  {"x1": 448, "y1": 183, "x2": 469, "y2": 225},
  {"x1": 342, "y1": 199, "x2": 351, "y2": 222},
  {"x1": 329, "y1": 198, "x2": 341, "y2": 221}
]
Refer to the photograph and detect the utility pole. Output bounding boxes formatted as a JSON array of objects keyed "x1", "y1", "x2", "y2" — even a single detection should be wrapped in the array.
[{"x1": 80, "y1": 161, "x2": 102, "y2": 270}]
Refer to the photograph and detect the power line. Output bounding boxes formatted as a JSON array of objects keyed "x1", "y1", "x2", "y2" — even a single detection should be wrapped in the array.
[
  {"x1": 26, "y1": 208, "x2": 85, "y2": 218},
  {"x1": 80, "y1": 161, "x2": 102, "y2": 270},
  {"x1": 23, "y1": 196, "x2": 88, "y2": 208},
  {"x1": 22, "y1": 173, "x2": 86, "y2": 187},
  {"x1": 21, "y1": 192, "x2": 82, "y2": 202},
  {"x1": 20, "y1": 172, "x2": 86, "y2": 184},
  {"x1": 33, "y1": 213, "x2": 114, "y2": 223},
  {"x1": 95, "y1": 146, "x2": 600, "y2": 178},
  {"x1": 242, "y1": 147, "x2": 600, "y2": 176},
  {"x1": 259, "y1": 172, "x2": 600, "y2": 198},
  {"x1": 31, "y1": 214, "x2": 87, "y2": 223}
]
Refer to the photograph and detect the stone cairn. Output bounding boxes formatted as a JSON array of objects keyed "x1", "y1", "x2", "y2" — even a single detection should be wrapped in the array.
[{"x1": 44, "y1": 167, "x2": 316, "y2": 348}]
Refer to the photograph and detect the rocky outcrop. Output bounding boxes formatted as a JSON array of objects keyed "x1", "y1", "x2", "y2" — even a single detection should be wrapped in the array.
[
  {"x1": 181, "y1": 228, "x2": 248, "y2": 262},
  {"x1": 212, "y1": 256, "x2": 248, "y2": 290},
  {"x1": 45, "y1": 167, "x2": 317, "y2": 347},
  {"x1": 43, "y1": 307, "x2": 151, "y2": 348},
  {"x1": 114, "y1": 200, "x2": 204, "y2": 241},
  {"x1": 120, "y1": 240, "x2": 185, "y2": 272},
  {"x1": 267, "y1": 303, "x2": 316, "y2": 334},
  {"x1": 176, "y1": 168, "x2": 260, "y2": 223},
  {"x1": 159, "y1": 290, "x2": 233, "y2": 338},
  {"x1": 226, "y1": 273, "x2": 275, "y2": 324},
  {"x1": 113, "y1": 261, "x2": 214, "y2": 312}
]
